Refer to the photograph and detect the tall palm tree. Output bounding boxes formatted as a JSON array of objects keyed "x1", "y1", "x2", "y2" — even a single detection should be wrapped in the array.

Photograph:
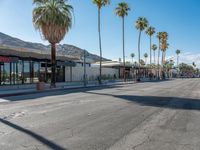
[
  {"x1": 115, "y1": 2, "x2": 130, "y2": 82},
  {"x1": 130, "y1": 53, "x2": 135, "y2": 64},
  {"x1": 145, "y1": 26, "x2": 155, "y2": 64},
  {"x1": 152, "y1": 44, "x2": 157, "y2": 64},
  {"x1": 33, "y1": 0, "x2": 73, "y2": 88},
  {"x1": 135, "y1": 17, "x2": 148, "y2": 80},
  {"x1": 92, "y1": 0, "x2": 110, "y2": 84},
  {"x1": 160, "y1": 32, "x2": 168, "y2": 66},
  {"x1": 192, "y1": 62, "x2": 196, "y2": 68},
  {"x1": 144, "y1": 53, "x2": 148, "y2": 65},
  {"x1": 156, "y1": 32, "x2": 163, "y2": 79},
  {"x1": 176, "y1": 49, "x2": 181, "y2": 67}
]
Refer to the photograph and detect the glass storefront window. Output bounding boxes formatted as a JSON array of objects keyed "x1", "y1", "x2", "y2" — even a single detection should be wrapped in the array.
[
  {"x1": 33, "y1": 62, "x2": 40, "y2": 83},
  {"x1": 3, "y1": 63, "x2": 11, "y2": 85},
  {"x1": 17, "y1": 61, "x2": 23, "y2": 84},
  {"x1": 11, "y1": 63, "x2": 17, "y2": 85},
  {"x1": 0, "y1": 57, "x2": 68, "y2": 85},
  {"x1": 24, "y1": 61, "x2": 30, "y2": 84},
  {"x1": 56, "y1": 66, "x2": 65, "y2": 82},
  {"x1": 40, "y1": 62, "x2": 47, "y2": 82}
]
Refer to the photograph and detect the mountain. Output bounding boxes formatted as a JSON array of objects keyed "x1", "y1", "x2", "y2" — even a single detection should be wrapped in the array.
[{"x1": 0, "y1": 32, "x2": 109, "y2": 62}]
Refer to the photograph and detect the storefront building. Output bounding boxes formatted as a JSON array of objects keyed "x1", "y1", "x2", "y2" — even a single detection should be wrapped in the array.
[{"x1": 0, "y1": 47, "x2": 76, "y2": 85}]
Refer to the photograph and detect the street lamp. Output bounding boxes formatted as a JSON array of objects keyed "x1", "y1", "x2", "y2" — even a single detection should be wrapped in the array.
[{"x1": 83, "y1": 50, "x2": 89, "y2": 87}]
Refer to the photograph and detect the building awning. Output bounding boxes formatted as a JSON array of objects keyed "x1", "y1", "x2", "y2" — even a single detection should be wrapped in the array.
[
  {"x1": 0, "y1": 45, "x2": 79, "y2": 62},
  {"x1": 57, "y1": 61, "x2": 76, "y2": 67}
]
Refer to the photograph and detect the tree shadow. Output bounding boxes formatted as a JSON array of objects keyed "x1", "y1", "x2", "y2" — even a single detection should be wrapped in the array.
[
  {"x1": 0, "y1": 118, "x2": 67, "y2": 150},
  {"x1": 1, "y1": 85, "x2": 123, "y2": 102},
  {"x1": 84, "y1": 91, "x2": 200, "y2": 111}
]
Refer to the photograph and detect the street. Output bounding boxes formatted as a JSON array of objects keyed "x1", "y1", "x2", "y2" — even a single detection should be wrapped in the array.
[{"x1": 0, "y1": 79, "x2": 200, "y2": 150}]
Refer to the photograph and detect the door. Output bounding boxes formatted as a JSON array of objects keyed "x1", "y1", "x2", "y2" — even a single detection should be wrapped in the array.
[{"x1": 0, "y1": 63, "x2": 3, "y2": 85}]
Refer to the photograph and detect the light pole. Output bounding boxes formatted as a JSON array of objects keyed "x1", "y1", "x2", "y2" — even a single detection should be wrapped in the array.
[{"x1": 83, "y1": 50, "x2": 89, "y2": 87}]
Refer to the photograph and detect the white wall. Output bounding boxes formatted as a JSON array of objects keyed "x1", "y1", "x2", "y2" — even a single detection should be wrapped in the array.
[{"x1": 65, "y1": 66, "x2": 119, "y2": 82}]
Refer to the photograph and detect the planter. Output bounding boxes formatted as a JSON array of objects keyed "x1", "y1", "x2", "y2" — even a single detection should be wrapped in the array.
[{"x1": 36, "y1": 82, "x2": 45, "y2": 91}]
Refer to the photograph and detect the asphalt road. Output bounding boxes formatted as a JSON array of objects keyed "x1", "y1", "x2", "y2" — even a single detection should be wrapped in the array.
[{"x1": 0, "y1": 79, "x2": 200, "y2": 150}]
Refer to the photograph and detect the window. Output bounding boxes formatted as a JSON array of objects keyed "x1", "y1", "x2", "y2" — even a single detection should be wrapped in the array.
[
  {"x1": 24, "y1": 61, "x2": 30, "y2": 84},
  {"x1": 33, "y1": 62, "x2": 40, "y2": 83},
  {"x1": 3, "y1": 63, "x2": 11, "y2": 85}
]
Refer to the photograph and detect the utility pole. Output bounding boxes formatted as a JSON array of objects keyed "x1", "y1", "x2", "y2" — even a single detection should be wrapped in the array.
[{"x1": 83, "y1": 50, "x2": 87, "y2": 87}]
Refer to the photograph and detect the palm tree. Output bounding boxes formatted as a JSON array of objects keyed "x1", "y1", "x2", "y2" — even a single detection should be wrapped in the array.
[
  {"x1": 135, "y1": 17, "x2": 148, "y2": 80},
  {"x1": 176, "y1": 49, "x2": 181, "y2": 67},
  {"x1": 130, "y1": 53, "x2": 135, "y2": 64},
  {"x1": 115, "y1": 2, "x2": 130, "y2": 82},
  {"x1": 160, "y1": 32, "x2": 168, "y2": 66},
  {"x1": 192, "y1": 62, "x2": 196, "y2": 68},
  {"x1": 92, "y1": 0, "x2": 110, "y2": 84},
  {"x1": 152, "y1": 44, "x2": 157, "y2": 64},
  {"x1": 144, "y1": 53, "x2": 148, "y2": 65},
  {"x1": 156, "y1": 32, "x2": 163, "y2": 79},
  {"x1": 145, "y1": 26, "x2": 155, "y2": 64},
  {"x1": 33, "y1": 0, "x2": 73, "y2": 88}
]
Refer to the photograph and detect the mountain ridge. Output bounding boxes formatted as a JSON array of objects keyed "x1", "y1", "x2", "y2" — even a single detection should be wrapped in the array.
[{"x1": 0, "y1": 32, "x2": 109, "y2": 62}]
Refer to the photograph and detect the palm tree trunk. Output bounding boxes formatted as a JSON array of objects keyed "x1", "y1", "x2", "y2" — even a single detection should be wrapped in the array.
[
  {"x1": 150, "y1": 36, "x2": 152, "y2": 64},
  {"x1": 161, "y1": 51, "x2": 164, "y2": 66},
  {"x1": 50, "y1": 43, "x2": 56, "y2": 88},
  {"x1": 157, "y1": 41, "x2": 160, "y2": 79},
  {"x1": 138, "y1": 30, "x2": 141, "y2": 80},
  {"x1": 122, "y1": 16, "x2": 126, "y2": 82},
  {"x1": 177, "y1": 55, "x2": 179, "y2": 67},
  {"x1": 177, "y1": 54, "x2": 179, "y2": 77},
  {"x1": 98, "y1": 8, "x2": 102, "y2": 84},
  {"x1": 154, "y1": 51, "x2": 156, "y2": 64}
]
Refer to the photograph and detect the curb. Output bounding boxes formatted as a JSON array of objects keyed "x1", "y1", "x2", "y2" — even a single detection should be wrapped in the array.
[{"x1": 0, "y1": 82, "x2": 134, "y2": 98}]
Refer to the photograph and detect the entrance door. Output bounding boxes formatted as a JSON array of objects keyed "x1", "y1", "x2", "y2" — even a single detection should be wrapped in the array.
[{"x1": 0, "y1": 63, "x2": 3, "y2": 85}]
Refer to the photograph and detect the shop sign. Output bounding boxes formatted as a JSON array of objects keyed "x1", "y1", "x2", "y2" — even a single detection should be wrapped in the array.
[{"x1": 0, "y1": 56, "x2": 18, "y2": 63}]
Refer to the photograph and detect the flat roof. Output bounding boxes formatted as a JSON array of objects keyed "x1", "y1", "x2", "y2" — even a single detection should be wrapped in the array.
[{"x1": 0, "y1": 45, "x2": 79, "y2": 62}]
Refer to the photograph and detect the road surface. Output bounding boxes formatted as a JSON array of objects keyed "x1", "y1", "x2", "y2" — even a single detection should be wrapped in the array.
[{"x1": 0, "y1": 79, "x2": 200, "y2": 150}]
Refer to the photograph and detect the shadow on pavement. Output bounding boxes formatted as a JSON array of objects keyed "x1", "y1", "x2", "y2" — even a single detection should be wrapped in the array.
[
  {"x1": 0, "y1": 118, "x2": 67, "y2": 150},
  {"x1": 84, "y1": 91, "x2": 200, "y2": 111}
]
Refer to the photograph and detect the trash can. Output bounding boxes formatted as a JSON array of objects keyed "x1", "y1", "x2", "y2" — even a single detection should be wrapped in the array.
[{"x1": 36, "y1": 82, "x2": 45, "y2": 91}]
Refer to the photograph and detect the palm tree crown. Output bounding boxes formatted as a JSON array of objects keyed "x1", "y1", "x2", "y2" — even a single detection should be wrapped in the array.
[
  {"x1": 115, "y1": 2, "x2": 130, "y2": 17},
  {"x1": 152, "y1": 44, "x2": 157, "y2": 51},
  {"x1": 176, "y1": 49, "x2": 181, "y2": 55},
  {"x1": 135, "y1": 17, "x2": 149, "y2": 31},
  {"x1": 131, "y1": 53, "x2": 135, "y2": 58},
  {"x1": 144, "y1": 53, "x2": 148, "y2": 65},
  {"x1": 157, "y1": 32, "x2": 163, "y2": 45},
  {"x1": 92, "y1": 0, "x2": 110, "y2": 9},
  {"x1": 144, "y1": 53, "x2": 148, "y2": 57},
  {"x1": 160, "y1": 32, "x2": 168, "y2": 52},
  {"x1": 145, "y1": 26, "x2": 155, "y2": 37},
  {"x1": 33, "y1": 0, "x2": 73, "y2": 44}
]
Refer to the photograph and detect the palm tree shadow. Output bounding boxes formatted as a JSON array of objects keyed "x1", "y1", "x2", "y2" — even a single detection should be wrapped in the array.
[
  {"x1": 85, "y1": 91, "x2": 200, "y2": 111},
  {"x1": 0, "y1": 118, "x2": 67, "y2": 150}
]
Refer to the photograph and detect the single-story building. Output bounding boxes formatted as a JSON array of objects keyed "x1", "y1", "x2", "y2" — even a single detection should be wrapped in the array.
[
  {"x1": 0, "y1": 45, "x2": 154, "y2": 86},
  {"x1": 0, "y1": 45, "x2": 77, "y2": 85}
]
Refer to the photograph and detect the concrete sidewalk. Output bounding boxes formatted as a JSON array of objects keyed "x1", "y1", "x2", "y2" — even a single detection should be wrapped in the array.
[{"x1": 0, "y1": 80, "x2": 135, "y2": 98}]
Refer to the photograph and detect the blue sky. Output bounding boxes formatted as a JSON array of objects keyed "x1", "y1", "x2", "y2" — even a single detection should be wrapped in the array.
[{"x1": 0, "y1": 0, "x2": 200, "y2": 66}]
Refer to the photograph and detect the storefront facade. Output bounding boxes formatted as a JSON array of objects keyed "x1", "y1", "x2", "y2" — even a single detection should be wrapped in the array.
[{"x1": 0, "y1": 55, "x2": 75, "y2": 85}]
